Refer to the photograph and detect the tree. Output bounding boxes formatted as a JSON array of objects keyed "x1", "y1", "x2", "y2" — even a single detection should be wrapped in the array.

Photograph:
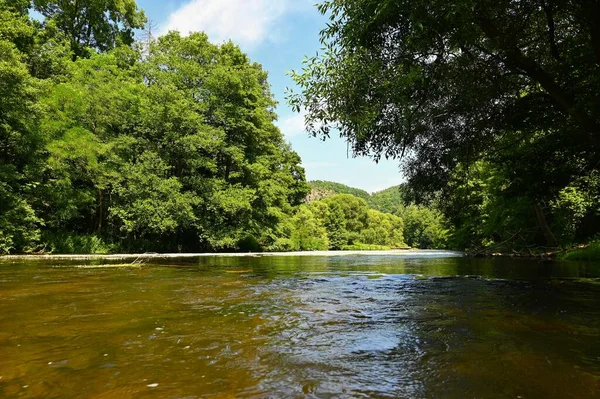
[
  {"x1": 0, "y1": 2, "x2": 44, "y2": 252},
  {"x1": 290, "y1": 206, "x2": 330, "y2": 250},
  {"x1": 399, "y1": 205, "x2": 449, "y2": 249},
  {"x1": 360, "y1": 209, "x2": 405, "y2": 247},
  {"x1": 323, "y1": 200, "x2": 348, "y2": 249},
  {"x1": 288, "y1": 0, "x2": 600, "y2": 248},
  {"x1": 33, "y1": 0, "x2": 146, "y2": 59},
  {"x1": 322, "y1": 194, "x2": 369, "y2": 239}
]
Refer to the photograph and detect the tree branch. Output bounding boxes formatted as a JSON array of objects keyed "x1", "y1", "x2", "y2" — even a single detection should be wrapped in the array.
[{"x1": 540, "y1": 0, "x2": 561, "y2": 60}]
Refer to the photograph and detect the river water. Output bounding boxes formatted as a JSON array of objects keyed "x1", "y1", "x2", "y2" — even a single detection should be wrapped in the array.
[{"x1": 1, "y1": 252, "x2": 599, "y2": 398}]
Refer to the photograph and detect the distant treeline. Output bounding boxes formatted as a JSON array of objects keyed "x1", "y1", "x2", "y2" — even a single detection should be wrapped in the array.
[{"x1": 305, "y1": 182, "x2": 449, "y2": 250}]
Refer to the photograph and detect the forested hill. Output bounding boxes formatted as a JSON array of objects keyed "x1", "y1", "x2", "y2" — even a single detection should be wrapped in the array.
[
  {"x1": 307, "y1": 181, "x2": 371, "y2": 202},
  {"x1": 307, "y1": 181, "x2": 405, "y2": 213},
  {"x1": 303, "y1": 181, "x2": 449, "y2": 250}
]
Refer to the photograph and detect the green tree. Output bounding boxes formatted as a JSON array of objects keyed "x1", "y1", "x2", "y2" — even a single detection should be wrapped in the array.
[
  {"x1": 288, "y1": 0, "x2": 600, "y2": 249},
  {"x1": 323, "y1": 200, "x2": 348, "y2": 249},
  {"x1": 33, "y1": 0, "x2": 146, "y2": 59},
  {"x1": 360, "y1": 209, "x2": 405, "y2": 247},
  {"x1": 399, "y1": 205, "x2": 449, "y2": 249},
  {"x1": 290, "y1": 205, "x2": 329, "y2": 250},
  {"x1": 0, "y1": 2, "x2": 44, "y2": 252},
  {"x1": 322, "y1": 194, "x2": 369, "y2": 241},
  {"x1": 111, "y1": 152, "x2": 198, "y2": 239}
]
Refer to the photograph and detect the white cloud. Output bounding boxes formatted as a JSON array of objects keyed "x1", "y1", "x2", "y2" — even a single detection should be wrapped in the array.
[
  {"x1": 277, "y1": 111, "x2": 307, "y2": 138},
  {"x1": 162, "y1": 0, "x2": 293, "y2": 48}
]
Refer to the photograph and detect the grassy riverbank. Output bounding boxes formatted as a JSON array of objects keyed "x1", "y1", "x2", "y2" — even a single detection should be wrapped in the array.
[{"x1": 560, "y1": 241, "x2": 600, "y2": 261}]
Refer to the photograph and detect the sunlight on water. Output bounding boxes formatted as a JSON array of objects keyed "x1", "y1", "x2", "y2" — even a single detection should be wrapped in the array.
[{"x1": 1, "y1": 255, "x2": 599, "y2": 398}]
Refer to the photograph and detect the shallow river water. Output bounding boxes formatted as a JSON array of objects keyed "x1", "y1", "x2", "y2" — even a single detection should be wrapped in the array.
[{"x1": 1, "y1": 252, "x2": 600, "y2": 398}]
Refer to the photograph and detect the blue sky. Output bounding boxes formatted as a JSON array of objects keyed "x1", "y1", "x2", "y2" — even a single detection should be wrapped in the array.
[{"x1": 136, "y1": 0, "x2": 404, "y2": 192}]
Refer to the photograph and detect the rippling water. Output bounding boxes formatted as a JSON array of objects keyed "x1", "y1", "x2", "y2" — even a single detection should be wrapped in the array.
[{"x1": 1, "y1": 253, "x2": 599, "y2": 398}]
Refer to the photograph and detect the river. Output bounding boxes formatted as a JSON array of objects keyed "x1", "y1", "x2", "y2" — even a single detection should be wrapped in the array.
[{"x1": 1, "y1": 252, "x2": 599, "y2": 398}]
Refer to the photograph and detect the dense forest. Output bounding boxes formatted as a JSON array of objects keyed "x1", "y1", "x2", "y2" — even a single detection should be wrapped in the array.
[
  {"x1": 307, "y1": 181, "x2": 450, "y2": 249},
  {"x1": 0, "y1": 0, "x2": 421, "y2": 254},
  {"x1": 1, "y1": 0, "x2": 312, "y2": 253},
  {"x1": 289, "y1": 0, "x2": 600, "y2": 254},
  {"x1": 3, "y1": 0, "x2": 599, "y2": 256}
]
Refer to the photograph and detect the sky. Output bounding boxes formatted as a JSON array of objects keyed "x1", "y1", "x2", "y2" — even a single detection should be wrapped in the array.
[{"x1": 136, "y1": 0, "x2": 404, "y2": 193}]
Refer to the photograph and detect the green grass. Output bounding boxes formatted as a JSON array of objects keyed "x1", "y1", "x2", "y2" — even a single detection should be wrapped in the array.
[{"x1": 561, "y1": 241, "x2": 600, "y2": 261}]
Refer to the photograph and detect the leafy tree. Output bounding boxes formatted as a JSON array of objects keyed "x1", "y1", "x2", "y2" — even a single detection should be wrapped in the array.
[
  {"x1": 290, "y1": 206, "x2": 329, "y2": 251},
  {"x1": 289, "y1": 0, "x2": 600, "y2": 177},
  {"x1": 322, "y1": 194, "x2": 369, "y2": 239},
  {"x1": 399, "y1": 205, "x2": 449, "y2": 249},
  {"x1": 288, "y1": 0, "x2": 600, "y2": 249},
  {"x1": 33, "y1": 0, "x2": 146, "y2": 59},
  {"x1": 0, "y1": 2, "x2": 44, "y2": 252},
  {"x1": 111, "y1": 152, "x2": 198, "y2": 238},
  {"x1": 322, "y1": 200, "x2": 348, "y2": 249},
  {"x1": 141, "y1": 32, "x2": 308, "y2": 250},
  {"x1": 360, "y1": 209, "x2": 405, "y2": 247}
]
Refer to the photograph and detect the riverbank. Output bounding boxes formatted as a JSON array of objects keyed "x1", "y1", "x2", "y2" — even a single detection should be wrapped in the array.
[
  {"x1": 0, "y1": 249, "x2": 463, "y2": 262},
  {"x1": 465, "y1": 240, "x2": 600, "y2": 261},
  {"x1": 560, "y1": 241, "x2": 600, "y2": 261}
]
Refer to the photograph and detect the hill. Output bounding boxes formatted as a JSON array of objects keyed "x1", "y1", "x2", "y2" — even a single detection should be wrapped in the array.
[
  {"x1": 307, "y1": 181, "x2": 405, "y2": 213},
  {"x1": 369, "y1": 185, "x2": 406, "y2": 214},
  {"x1": 307, "y1": 181, "x2": 371, "y2": 202}
]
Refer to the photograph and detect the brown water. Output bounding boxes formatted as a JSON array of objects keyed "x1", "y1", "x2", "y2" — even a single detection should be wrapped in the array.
[{"x1": 1, "y1": 253, "x2": 600, "y2": 398}]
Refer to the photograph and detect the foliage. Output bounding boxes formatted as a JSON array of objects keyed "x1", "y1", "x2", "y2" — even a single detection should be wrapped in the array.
[
  {"x1": 288, "y1": 0, "x2": 600, "y2": 251},
  {"x1": 0, "y1": 4, "x2": 310, "y2": 254},
  {"x1": 289, "y1": 206, "x2": 329, "y2": 251},
  {"x1": 307, "y1": 181, "x2": 449, "y2": 249},
  {"x1": 42, "y1": 232, "x2": 112, "y2": 254},
  {"x1": 0, "y1": 0, "x2": 462, "y2": 254},
  {"x1": 369, "y1": 185, "x2": 405, "y2": 214},
  {"x1": 298, "y1": 194, "x2": 409, "y2": 250},
  {"x1": 561, "y1": 241, "x2": 600, "y2": 262},
  {"x1": 398, "y1": 205, "x2": 449, "y2": 250},
  {"x1": 33, "y1": 0, "x2": 147, "y2": 58},
  {"x1": 359, "y1": 209, "x2": 405, "y2": 247},
  {"x1": 307, "y1": 180, "x2": 371, "y2": 202}
]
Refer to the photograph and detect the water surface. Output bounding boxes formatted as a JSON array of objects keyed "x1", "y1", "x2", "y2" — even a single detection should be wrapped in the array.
[{"x1": 1, "y1": 253, "x2": 599, "y2": 398}]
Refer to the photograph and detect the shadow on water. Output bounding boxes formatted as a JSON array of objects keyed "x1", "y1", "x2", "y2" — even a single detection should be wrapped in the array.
[{"x1": 0, "y1": 254, "x2": 599, "y2": 398}]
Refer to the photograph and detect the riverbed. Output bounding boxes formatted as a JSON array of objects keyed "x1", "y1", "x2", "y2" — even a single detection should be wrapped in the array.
[{"x1": 1, "y1": 253, "x2": 599, "y2": 398}]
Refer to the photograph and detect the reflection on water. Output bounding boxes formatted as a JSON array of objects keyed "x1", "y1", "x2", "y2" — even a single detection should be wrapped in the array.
[{"x1": 0, "y1": 255, "x2": 599, "y2": 398}]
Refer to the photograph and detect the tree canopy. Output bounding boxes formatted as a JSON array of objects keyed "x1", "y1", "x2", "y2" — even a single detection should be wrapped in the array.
[
  {"x1": 288, "y1": 0, "x2": 600, "y2": 251},
  {"x1": 0, "y1": 1, "x2": 317, "y2": 254}
]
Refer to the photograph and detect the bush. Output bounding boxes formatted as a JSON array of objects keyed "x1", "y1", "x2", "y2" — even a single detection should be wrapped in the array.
[
  {"x1": 237, "y1": 235, "x2": 262, "y2": 252},
  {"x1": 42, "y1": 233, "x2": 113, "y2": 254},
  {"x1": 561, "y1": 241, "x2": 600, "y2": 261}
]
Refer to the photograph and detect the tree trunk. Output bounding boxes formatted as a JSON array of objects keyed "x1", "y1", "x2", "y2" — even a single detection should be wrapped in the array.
[
  {"x1": 97, "y1": 188, "x2": 103, "y2": 235},
  {"x1": 533, "y1": 202, "x2": 557, "y2": 247}
]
